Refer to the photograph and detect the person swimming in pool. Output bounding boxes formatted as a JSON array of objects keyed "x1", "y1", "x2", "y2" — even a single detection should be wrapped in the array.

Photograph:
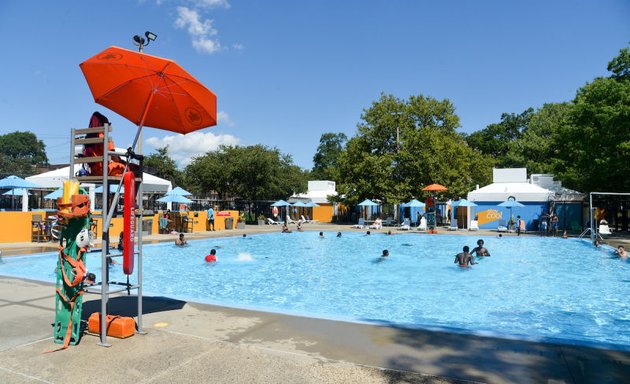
[
  {"x1": 205, "y1": 248, "x2": 217, "y2": 263},
  {"x1": 175, "y1": 233, "x2": 187, "y2": 246},
  {"x1": 454, "y1": 246, "x2": 477, "y2": 267},
  {"x1": 319, "y1": 231, "x2": 325, "y2": 238},
  {"x1": 471, "y1": 239, "x2": 490, "y2": 256},
  {"x1": 336, "y1": 232, "x2": 341, "y2": 237},
  {"x1": 615, "y1": 245, "x2": 627, "y2": 259},
  {"x1": 381, "y1": 249, "x2": 389, "y2": 258}
]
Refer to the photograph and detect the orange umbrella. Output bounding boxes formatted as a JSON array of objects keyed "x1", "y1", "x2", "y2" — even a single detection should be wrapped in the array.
[
  {"x1": 422, "y1": 183, "x2": 448, "y2": 192},
  {"x1": 80, "y1": 46, "x2": 217, "y2": 135}
]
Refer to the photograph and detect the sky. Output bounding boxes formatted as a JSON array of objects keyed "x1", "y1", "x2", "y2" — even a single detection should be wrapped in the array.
[{"x1": 0, "y1": 0, "x2": 628, "y2": 170}]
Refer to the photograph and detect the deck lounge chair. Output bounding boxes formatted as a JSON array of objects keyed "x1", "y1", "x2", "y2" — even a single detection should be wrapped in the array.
[
  {"x1": 497, "y1": 220, "x2": 508, "y2": 232},
  {"x1": 417, "y1": 217, "x2": 427, "y2": 231},
  {"x1": 469, "y1": 220, "x2": 479, "y2": 231},
  {"x1": 448, "y1": 219, "x2": 458, "y2": 231},
  {"x1": 368, "y1": 218, "x2": 382, "y2": 229},
  {"x1": 351, "y1": 218, "x2": 365, "y2": 229},
  {"x1": 599, "y1": 224, "x2": 613, "y2": 236},
  {"x1": 267, "y1": 217, "x2": 280, "y2": 225},
  {"x1": 286, "y1": 215, "x2": 297, "y2": 224},
  {"x1": 301, "y1": 215, "x2": 311, "y2": 223},
  {"x1": 306, "y1": 215, "x2": 318, "y2": 223},
  {"x1": 398, "y1": 218, "x2": 411, "y2": 231}
]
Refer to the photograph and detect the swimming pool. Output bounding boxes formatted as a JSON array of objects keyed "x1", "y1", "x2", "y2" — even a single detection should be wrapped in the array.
[{"x1": 1, "y1": 232, "x2": 629, "y2": 350}]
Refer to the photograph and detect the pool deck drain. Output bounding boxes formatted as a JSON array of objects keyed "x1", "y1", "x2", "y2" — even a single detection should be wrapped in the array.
[{"x1": 1, "y1": 224, "x2": 630, "y2": 383}]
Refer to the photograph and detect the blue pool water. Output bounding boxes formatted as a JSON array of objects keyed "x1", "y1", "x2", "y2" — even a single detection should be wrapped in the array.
[{"x1": 2, "y1": 232, "x2": 629, "y2": 350}]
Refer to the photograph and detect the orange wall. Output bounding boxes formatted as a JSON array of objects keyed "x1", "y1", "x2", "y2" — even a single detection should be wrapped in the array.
[
  {"x1": 312, "y1": 204, "x2": 333, "y2": 223},
  {"x1": 0, "y1": 210, "x2": 241, "y2": 244}
]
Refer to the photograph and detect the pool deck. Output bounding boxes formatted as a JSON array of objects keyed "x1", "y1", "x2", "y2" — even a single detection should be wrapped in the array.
[{"x1": 1, "y1": 224, "x2": 630, "y2": 384}]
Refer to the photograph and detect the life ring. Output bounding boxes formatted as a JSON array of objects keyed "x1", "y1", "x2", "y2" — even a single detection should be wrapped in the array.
[
  {"x1": 272, "y1": 206, "x2": 278, "y2": 217},
  {"x1": 123, "y1": 171, "x2": 135, "y2": 275}
]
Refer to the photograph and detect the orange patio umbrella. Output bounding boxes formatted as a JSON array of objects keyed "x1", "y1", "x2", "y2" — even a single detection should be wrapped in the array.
[
  {"x1": 422, "y1": 183, "x2": 448, "y2": 192},
  {"x1": 80, "y1": 46, "x2": 217, "y2": 136}
]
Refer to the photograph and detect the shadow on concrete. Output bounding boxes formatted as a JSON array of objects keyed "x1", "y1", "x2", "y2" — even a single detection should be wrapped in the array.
[
  {"x1": 371, "y1": 322, "x2": 630, "y2": 384},
  {"x1": 81, "y1": 295, "x2": 186, "y2": 321}
]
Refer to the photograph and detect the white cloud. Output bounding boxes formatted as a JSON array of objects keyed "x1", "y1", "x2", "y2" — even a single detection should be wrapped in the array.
[
  {"x1": 175, "y1": 6, "x2": 221, "y2": 54},
  {"x1": 145, "y1": 131, "x2": 240, "y2": 167},
  {"x1": 195, "y1": 0, "x2": 230, "y2": 9},
  {"x1": 231, "y1": 42, "x2": 244, "y2": 51},
  {"x1": 217, "y1": 110, "x2": 235, "y2": 127}
]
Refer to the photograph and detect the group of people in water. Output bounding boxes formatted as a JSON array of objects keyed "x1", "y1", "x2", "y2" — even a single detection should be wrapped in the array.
[{"x1": 453, "y1": 239, "x2": 491, "y2": 267}]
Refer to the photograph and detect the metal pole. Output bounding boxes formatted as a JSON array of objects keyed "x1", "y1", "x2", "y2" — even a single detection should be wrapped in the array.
[
  {"x1": 589, "y1": 193, "x2": 594, "y2": 242},
  {"x1": 137, "y1": 173, "x2": 145, "y2": 334},
  {"x1": 98, "y1": 123, "x2": 111, "y2": 347}
]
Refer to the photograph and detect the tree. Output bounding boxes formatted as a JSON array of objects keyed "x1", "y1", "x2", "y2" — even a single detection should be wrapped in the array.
[
  {"x1": 607, "y1": 46, "x2": 630, "y2": 80},
  {"x1": 143, "y1": 147, "x2": 183, "y2": 187},
  {"x1": 184, "y1": 145, "x2": 308, "y2": 201},
  {"x1": 0, "y1": 131, "x2": 48, "y2": 176},
  {"x1": 334, "y1": 93, "x2": 492, "y2": 206},
  {"x1": 465, "y1": 109, "x2": 533, "y2": 167},
  {"x1": 505, "y1": 103, "x2": 572, "y2": 174},
  {"x1": 311, "y1": 132, "x2": 347, "y2": 180}
]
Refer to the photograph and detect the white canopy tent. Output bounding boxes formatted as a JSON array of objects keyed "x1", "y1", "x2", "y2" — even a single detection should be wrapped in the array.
[
  {"x1": 26, "y1": 165, "x2": 172, "y2": 210},
  {"x1": 467, "y1": 168, "x2": 554, "y2": 203}
]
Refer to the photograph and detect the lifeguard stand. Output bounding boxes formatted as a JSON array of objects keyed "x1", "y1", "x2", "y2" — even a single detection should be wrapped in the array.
[{"x1": 70, "y1": 123, "x2": 145, "y2": 347}]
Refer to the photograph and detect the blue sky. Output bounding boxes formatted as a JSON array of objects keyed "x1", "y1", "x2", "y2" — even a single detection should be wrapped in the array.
[{"x1": 0, "y1": 1, "x2": 628, "y2": 169}]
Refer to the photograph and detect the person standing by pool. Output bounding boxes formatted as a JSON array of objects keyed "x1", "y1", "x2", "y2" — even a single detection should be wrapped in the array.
[
  {"x1": 454, "y1": 246, "x2": 477, "y2": 267},
  {"x1": 551, "y1": 213, "x2": 559, "y2": 237},
  {"x1": 207, "y1": 206, "x2": 215, "y2": 231},
  {"x1": 471, "y1": 239, "x2": 490, "y2": 256}
]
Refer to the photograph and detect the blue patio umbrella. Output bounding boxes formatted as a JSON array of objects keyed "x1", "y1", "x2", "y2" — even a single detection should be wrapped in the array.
[
  {"x1": 0, "y1": 175, "x2": 41, "y2": 189},
  {"x1": 498, "y1": 198, "x2": 525, "y2": 226},
  {"x1": 157, "y1": 194, "x2": 193, "y2": 204},
  {"x1": 304, "y1": 201, "x2": 320, "y2": 207},
  {"x1": 44, "y1": 189, "x2": 63, "y2": 200},
  {"x1": 405, "y1": 199, "x2": 426, "y2": 207},
  {"x1": 358, "y1": 199, "x2": 379, "y2": 220},
  {"x1": 3, "y1": 188, "x2": 31, "y2": 196},
  {"x1": 452, "y1": 199, "x2": 478, "y2": 228},
  {"x1": 271, "y1": 200, "x2": 291, "y2": 220},
  {"x1": 166, "y1": 186, "x2": 193, "y2": 196}
]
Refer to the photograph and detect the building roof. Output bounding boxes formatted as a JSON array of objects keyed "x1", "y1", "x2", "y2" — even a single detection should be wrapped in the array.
[{"x1": 467, "y1": 182, "x2": 554, "y2": 202}]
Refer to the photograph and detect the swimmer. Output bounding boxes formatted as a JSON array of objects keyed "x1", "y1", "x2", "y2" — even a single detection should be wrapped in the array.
[
  {"x1": 562, "y1": 230, "x2": 568, "y2": 239},
  {"x1": 386, "y1": 230, "x2": 392, "y2": 235},
  {"x1": 496, "y1": 234, "x2": 503, "y2": 239},
  {"x1": 281, "y1": 222, "x2": 291, "y2": 233},
  {"x1": 454, "y1": 246, "x2": 477, "y2": 267},
  {"x1": 319, "y1": 232, "x2": 324, "y2": 238},
  {"x1": 615, "y1": 245, "x2": 627, "y2": 259},
  {"x1": 381, "y1": 249, "x2": 389, "y2": 258},
  {"x1": 471, "y1": 239, "x2": 490, "y2": 257},
  {"x1": 242, "y1": 234, "x2": 247, "y2": 238},
  {"x1": 83, "y1": 272, "x2": 96, "y2": 285},
  {"x1": 205, "y1": 249, "x2": 217, "y2": 263},
  {"x1": 336, "y1": 232, "x2": 341, "y2": 238},
  {"x1": 365, "y1": 230, "x2": 371, "y2": 236},
  {"x1": 594, "y1": 239, "x2": 601, "y2": 248},
  {"x1": 175, "y1": 233, "x2": 187, "y2": 246}
]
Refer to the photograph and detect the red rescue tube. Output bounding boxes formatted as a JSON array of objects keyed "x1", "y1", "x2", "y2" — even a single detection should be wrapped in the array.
[{"x1": 123, "y1": 171, "x2": 136, "y2": 275}]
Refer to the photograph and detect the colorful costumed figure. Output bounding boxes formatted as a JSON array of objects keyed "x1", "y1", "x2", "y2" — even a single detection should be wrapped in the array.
[{"x1": 52, "y1": 180, "x2": 91, "y2": 349}]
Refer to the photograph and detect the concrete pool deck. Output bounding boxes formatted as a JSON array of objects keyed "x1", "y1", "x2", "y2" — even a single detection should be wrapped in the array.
[{"x1": 1, "y1": 224, "x2": 630, "y2": 383}]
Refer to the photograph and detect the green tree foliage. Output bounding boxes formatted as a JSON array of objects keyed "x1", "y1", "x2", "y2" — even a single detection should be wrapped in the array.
[
  {"x1": 311, "y1": 132, "x2": 347, "y2": 180},
  {"x1": 505, "y1": 103, "x2": 572, "y2": 174},
  {"x1": 0, "y1": 131, "x2": 48, "y2": 176},
  {"x1": 335, "y1": 93, "x2": 492, "y2": 205},
  {"x1": 143, "y1": 147, "x2": 183, "y2": 187},
  {"x1": 607, "y1": 46, "x2": 630, "y2": 80},
  {"x1": 554, "y1": 74, "x2": 630, "y2": 192},
  {"x1": 465, "y1": 109, "x2": 533, "y2": 167},
  {"x1": 184, "y1": 145, "x2": 308, "y2": 201}
]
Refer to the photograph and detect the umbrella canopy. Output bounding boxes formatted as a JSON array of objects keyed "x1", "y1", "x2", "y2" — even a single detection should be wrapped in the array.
[
  {"x1": 291, "y1": 201, "x2": 308, "y2": 207},
  {"x1": 157, "y1": 194, "x2": 192, "y2": 204},
  {"x1": 453, "y1": 199, "x2": 478, "y2": 207},
  {"x1": 2, "y1": 188, "x2": 31, "y2": 196},
  {"x1": 166, "y1": 186, "x2": 192, "y2": 196},
  {"x1": 304, "y1": 201, "x2": 320, "y2": 207},
  {"x1": 404, "y1": 199, "x2": 426, "y2": 207},
  {"x1": 44, "y1": 189, "x2": 63, "y2": 200},
  {"x1": 498, "y1": 199, "x2": 525, "y2": 208},
  {"x1": 271, "y1": 200, "x2": 292, "y2": 207},
  {"x1": 422, "y1": 183, "x2": 448, "y2": 192},
  {"x1": 80, "y1": 46, "x2": 217, "y2": 134},
  {"x1": 0, "y1": 175, "x2": 41, "y2": 189},
  {"x1": 94, "y1": 185, "x2": 125, "y2": 194},
  {"x1": 358, "y1": 199, "x2": 379, "y2": 206}
]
